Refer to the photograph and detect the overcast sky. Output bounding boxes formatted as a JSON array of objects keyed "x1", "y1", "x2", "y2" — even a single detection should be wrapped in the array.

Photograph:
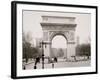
[{"x1": 23, "y1": 10, "x2": 91, "y2": 47}]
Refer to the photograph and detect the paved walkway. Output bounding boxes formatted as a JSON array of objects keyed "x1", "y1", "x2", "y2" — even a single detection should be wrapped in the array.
[{"x1": 23, "y1": 59, "x2": 91, "y2": 70}]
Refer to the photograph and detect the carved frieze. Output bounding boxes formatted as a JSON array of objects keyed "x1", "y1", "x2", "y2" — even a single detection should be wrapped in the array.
[{"x1": 41, "y1": 25, "x2": 76, "y2": 31}]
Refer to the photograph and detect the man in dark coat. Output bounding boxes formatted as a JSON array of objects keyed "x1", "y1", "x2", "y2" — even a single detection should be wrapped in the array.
[{"x1": 34, "y1": 56, "x2": 40, "y2": 69}]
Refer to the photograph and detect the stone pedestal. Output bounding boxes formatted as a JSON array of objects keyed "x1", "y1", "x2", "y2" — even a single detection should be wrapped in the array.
[{"x1": 67, "y1": 43, "x2": 76, "y2": 60}]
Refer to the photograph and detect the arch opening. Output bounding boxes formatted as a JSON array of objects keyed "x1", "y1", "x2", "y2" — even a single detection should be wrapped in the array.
[
  {"x1": 51, "y1": 35, "x2": 67, "y2": 48},
  {"x1": 51, "y1": 35, "x2": 67, "y2": 58}
]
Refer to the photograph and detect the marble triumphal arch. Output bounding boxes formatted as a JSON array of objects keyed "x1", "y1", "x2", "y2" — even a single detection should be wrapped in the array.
[{"x1": 40, "y1": 16, "x2": 77, "y2": 60}]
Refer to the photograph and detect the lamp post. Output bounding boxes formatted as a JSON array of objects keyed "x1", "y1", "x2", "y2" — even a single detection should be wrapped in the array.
[{"x1": 39, "y1": 40, "x2": 51, "y2": 69}]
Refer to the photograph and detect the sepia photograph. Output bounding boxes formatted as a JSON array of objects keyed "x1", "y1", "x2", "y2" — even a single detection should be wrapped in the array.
[
  {"x1": 22, "y1": 10, "x2": 91, "y2": 70},
  {"x1": 11, "y1": 1, "x2": 97, "y2": 79}
]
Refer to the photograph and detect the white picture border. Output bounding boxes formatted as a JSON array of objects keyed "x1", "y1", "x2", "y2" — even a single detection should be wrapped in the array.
[{"x1": 16, "y1": 3, "x2": 96, "y2": 77}]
